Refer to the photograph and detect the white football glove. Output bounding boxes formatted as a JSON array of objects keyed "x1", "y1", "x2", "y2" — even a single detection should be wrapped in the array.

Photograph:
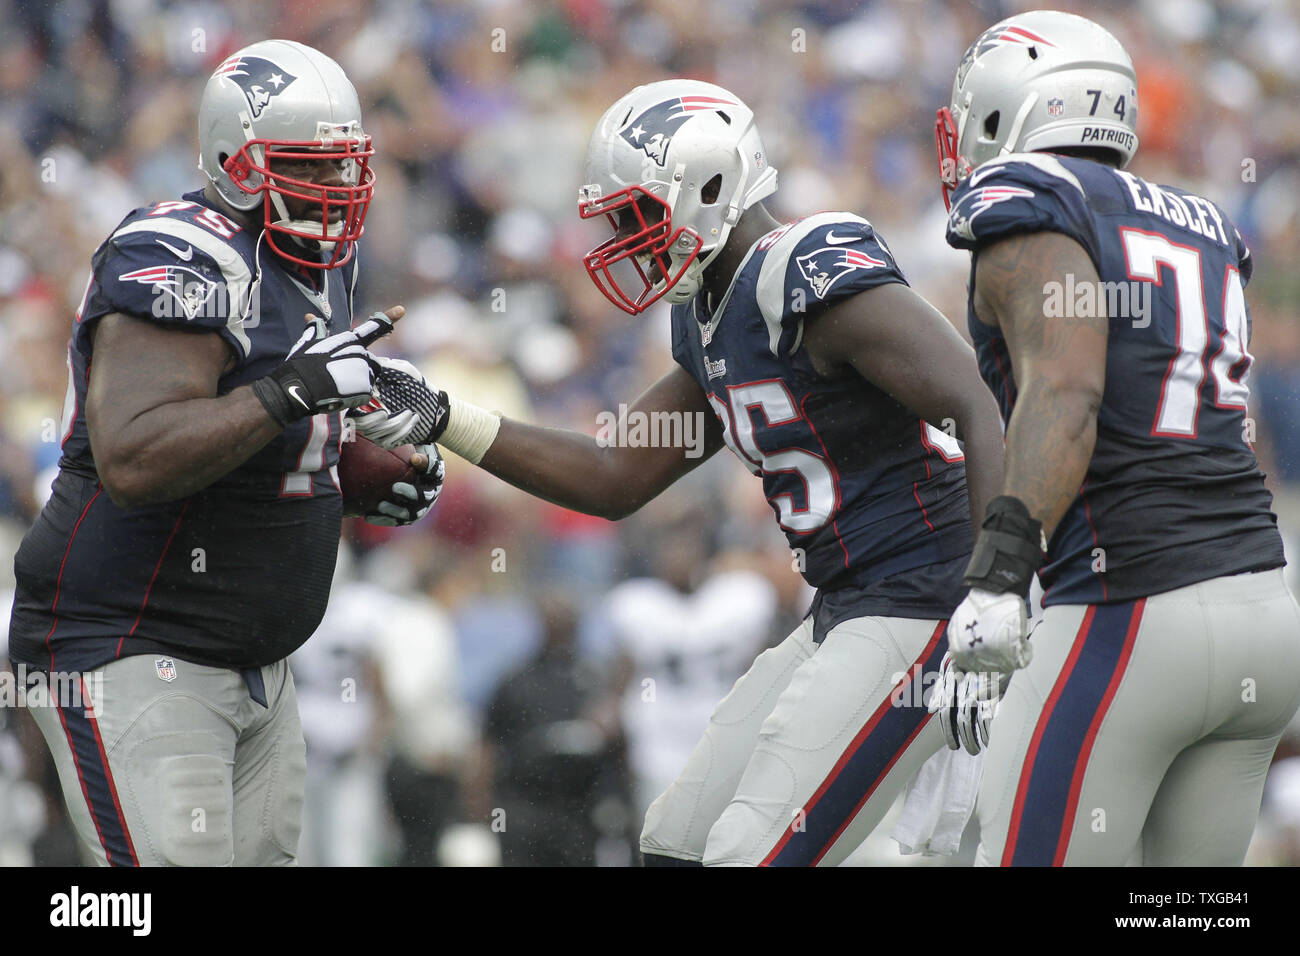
[
  {"x1": 928, "y1": 652, "x2": 1009, "y2": 755},
  {"x1": 946, "y1": 587, "x2": 1032, "y2": 674},
  {"x1": 363, "y1": 444, "x2": 446, "y2": 527},
  {"x1": 350, "y1": 356, "x2": 450, "y2": 449},
  {"x1": 255, "y1": 313, "x2": 395, "y2": 426}
]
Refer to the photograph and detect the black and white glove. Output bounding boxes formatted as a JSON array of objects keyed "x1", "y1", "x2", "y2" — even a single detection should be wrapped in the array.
[
  {"x1": 364, "y1": 444, "x2": 446, "y2": 527},
  {"x1": 946, "y1": 495, "x2": 1044, "y2": 674},
  {"x1": 928, "y1": 652, "x2": 1009, "y2": 755},
  {"x1": 351, "y1": 357, "x2": 450, "y2": 448},
  {"x1": 253, "y1": 313, "x2": 395, "y2": 428}
]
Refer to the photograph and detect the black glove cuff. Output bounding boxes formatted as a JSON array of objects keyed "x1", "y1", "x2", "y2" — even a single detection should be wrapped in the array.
[
  {"x1": 252, "y1": 376, "x2": 297, "y2": 429},
  {"x1": 962, "y1": 495, "x2": 1044, "y2": 597}
]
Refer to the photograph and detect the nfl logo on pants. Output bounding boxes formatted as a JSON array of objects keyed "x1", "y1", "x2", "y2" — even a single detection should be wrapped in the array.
[{"x1": 154, "y1": 658, "x2": 177, "y2": 682}]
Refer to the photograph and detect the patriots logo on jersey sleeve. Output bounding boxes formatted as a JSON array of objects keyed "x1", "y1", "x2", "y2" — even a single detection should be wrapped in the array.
[
  {"x1": 119, "y1": 265, "x2": 222, "y2": 320},
  {"x1": 795, "y1": 247, "x2": 886, "y2": 299},
  {"x1": 948, "y1": 184, "x2": 1036, "y2": 242},
  {"x1": 215, "y1": 55, "x2": 298, "y2": 119},
  {"x1": 620, "y1": 95, "x2": 736, "y2": 167}
]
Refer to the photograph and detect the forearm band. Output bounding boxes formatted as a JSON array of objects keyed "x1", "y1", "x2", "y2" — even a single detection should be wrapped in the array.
[
  {"x1": 440, "y1": 396, "x2": 501, "y2": 465},
  {"x1": 962, "y1": 495, "x2": 1045, "y2": 597}
]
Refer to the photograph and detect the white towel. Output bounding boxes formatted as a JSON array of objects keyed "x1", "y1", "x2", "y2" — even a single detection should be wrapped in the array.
[{"x1": 890, "y1": 746, "x2": 983, "y2": 856}]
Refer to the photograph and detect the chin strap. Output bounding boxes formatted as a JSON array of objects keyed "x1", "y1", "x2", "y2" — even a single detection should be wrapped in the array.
[{"x1": 1000, "y1": 92, "x2": 1040, "y2": 157}]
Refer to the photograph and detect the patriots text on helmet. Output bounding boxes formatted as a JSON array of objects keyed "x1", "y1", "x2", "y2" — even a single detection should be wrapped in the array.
[{"x1": 1080, "y1": 126, "x2": 1136, "y2": 150}]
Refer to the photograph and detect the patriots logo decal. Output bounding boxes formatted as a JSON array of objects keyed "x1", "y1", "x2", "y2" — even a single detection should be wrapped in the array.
[
  {"x1": 215, "y1": 55, "x2": 298, "y2": 119},
  {"x1": 119, "y1": 265, "x2": 222, "y2": 320},
  {"x1": 620, "y1": 95, "x2": 736, "y2": 167},
  {"x1": 957, "y1": 23, "x2": 1057, "y2": 86},
  {"x1": 795, "y1": 247, "x2": 886, "y2": 300},
  {"x1": 948, "y1": 183, "x2": 1036, "y2": 242}
]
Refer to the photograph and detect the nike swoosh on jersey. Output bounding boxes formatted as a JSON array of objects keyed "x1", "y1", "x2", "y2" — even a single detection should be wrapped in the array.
[
  {"x1": 156, "y1": 239, "x2": 195, "y2": 261},
  {"x1": 823, "y1": 231, "x2": 859, "y2": 244}
]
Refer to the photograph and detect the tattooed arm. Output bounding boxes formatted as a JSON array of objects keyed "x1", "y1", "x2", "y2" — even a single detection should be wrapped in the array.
[{"x1": 972, "y1": 231, "x2": 1108, "y2": 538}]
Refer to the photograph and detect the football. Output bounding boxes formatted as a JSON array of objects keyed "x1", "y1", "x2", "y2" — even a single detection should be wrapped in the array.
[{"x1": 338, "y1": 437, "x2": 419, "y2": 516}]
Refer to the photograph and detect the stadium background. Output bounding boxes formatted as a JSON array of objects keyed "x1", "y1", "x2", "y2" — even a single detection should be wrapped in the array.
[{"x1": 2, "y1": 0, "x2": 1299, "y2": 866}]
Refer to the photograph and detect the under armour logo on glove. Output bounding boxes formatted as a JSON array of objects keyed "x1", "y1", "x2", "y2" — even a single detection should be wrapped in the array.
[{"x1": 947, "y1": 587, "x2": 1032, "y2": 673}]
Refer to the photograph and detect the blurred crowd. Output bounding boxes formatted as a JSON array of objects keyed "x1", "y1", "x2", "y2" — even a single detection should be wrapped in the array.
[{"x1": 2, "y1": 0, "x2": 1300, "y2": 866}]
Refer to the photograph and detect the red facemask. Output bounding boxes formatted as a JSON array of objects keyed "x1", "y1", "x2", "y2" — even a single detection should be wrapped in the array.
[
  {"x1": 223, "y1": 137, "x2": 375, "y2": 270},
  {"x1": 935, "y1": 107, "x2": 966, "y2": 211},
  {"x1": 578, "y1": 185, "x2": 702, "y2": 315}
]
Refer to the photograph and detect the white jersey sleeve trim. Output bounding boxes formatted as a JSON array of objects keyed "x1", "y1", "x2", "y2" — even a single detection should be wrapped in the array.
[{"x1": 971, "y1": 152, "x2": 1086, "y2": 200}]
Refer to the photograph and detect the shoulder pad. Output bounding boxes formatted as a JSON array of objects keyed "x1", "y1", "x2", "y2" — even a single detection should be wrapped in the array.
[
  {"x1": 946, "y1": 154, "x2": 1094, "y2": 255},
  {"x1": 97, "y1": 206, "x2": 257, "y2": 356},
  {"x1": 755, "y1": 212, "x2": 906, "y2": 356}
]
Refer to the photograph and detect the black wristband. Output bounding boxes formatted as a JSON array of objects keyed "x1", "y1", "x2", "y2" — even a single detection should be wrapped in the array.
[
  {"x1": 251, "y1": 377, "x2": 296, "y2": 429},
  {"x1": 962, "y1": 495, "x2": 1044, "y2": 597}
]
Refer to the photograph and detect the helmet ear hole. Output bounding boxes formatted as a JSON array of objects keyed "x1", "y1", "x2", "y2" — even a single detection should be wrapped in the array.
[
  {"x1": 701, "y1": 174, "x2": 722, "y2": 205},
  {"x1": 983, "y1": 110, "x2": 1000, "y2": 139}
]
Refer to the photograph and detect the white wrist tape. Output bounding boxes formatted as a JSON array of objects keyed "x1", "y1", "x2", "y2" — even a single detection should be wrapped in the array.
[{"x1": 440, "y1": 396, "x2": 501, "y2": 465}]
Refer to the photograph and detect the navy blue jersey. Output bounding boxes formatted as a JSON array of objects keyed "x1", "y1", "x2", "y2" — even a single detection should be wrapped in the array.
[
  {"x1": 672, "y1": 212, "x2": 972, "y2": 618},
  {"x1": 9, "y1": 190, "x2": 359, "y2": 673},
  {"x1": 946, "y1": 153, "x2": 1283, "y2": 605}
]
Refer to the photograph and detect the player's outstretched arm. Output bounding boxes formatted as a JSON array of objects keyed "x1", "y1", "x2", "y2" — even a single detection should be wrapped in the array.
[
  {"x1": 360, "y1": 363, "x2": 723, "y2": 520},
  {"x1": 972, "y1": 231, "x2": 1107, "y2": 539},
  {"x1": 801, "y1": 281, "x2": 1006, "y2": 537}
]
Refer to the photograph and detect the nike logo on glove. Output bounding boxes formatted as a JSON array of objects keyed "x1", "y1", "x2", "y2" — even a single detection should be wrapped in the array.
[
  {"x1": 824, "y1": 231, "x2": 858, "y2": 244},
  {"x1": 286, "y1": 385, "x2": 309, "y2": 409}
]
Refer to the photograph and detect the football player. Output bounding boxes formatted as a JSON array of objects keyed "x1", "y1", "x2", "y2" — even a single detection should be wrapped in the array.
[
  {"x1": 936, "y1": 10, "x2": 1300, "y2": 865},
  {"x1": 357, "y1": 79, "x2": 1006, "y2": 865},
  {"x1": 7, "y1": 39, "x2": 442, "y2": 866}
]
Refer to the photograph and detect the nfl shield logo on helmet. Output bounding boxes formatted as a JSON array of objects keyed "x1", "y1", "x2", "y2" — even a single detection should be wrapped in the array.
[
  {"x1": 155, "y1": 658, "x2": 178, "y2": 682},
  {"x1": 1047, "y1": 97, "x2": 1065, "y2": 117}
]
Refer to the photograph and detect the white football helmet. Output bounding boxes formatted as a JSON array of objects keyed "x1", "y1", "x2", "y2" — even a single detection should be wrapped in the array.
[
  {"x1": 578, "y1": 80, "x2": 778, "y2": 313},
  {"x1": 936, "y1": 10, "x2": 1138, "y2": 208},
  {"x1": 198, "y1": 39, "x2": 374, "y2": 269}
]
